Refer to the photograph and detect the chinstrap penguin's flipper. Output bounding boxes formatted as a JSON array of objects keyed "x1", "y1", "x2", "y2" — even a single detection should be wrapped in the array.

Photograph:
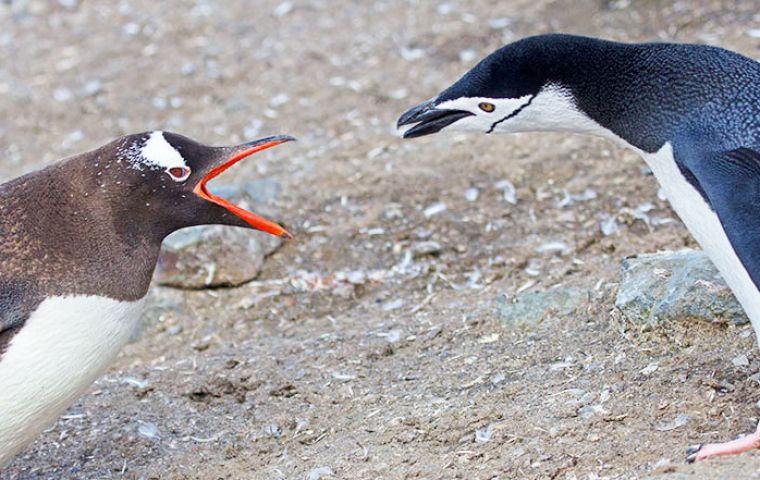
[{"x1": 676, "y1": 144, "x2": 760, "y2": 290}]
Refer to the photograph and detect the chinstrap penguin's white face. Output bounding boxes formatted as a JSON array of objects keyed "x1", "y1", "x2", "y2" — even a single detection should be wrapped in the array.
[{"x1": 398, "y1": 85, "x2": 608, "y2": 138}]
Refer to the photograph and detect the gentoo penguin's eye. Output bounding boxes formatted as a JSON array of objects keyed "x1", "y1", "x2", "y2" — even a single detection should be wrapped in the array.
[
  {"x1": 479, "y1": 102, "x2": 495, "y2": 113},
  {"x1": 167, "y1": 166, "x2": 191, "y2": 181}
]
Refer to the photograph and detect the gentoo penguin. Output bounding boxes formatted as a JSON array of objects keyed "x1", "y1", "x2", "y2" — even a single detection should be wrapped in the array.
[
  {"x1": 398, "y1": 33, "x2": 760, "y2": 462},
  {"x1": 0, "y1": 131, "x2": 293, "y2": 467}
]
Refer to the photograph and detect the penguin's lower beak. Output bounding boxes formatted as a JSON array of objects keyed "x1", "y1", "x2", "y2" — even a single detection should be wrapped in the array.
[
  {"x1": 397, "y1": 99, "x2": 474, "y2": 139},
  {"x1": 194, "y1": 135, "x2": 296, "y2": 239}
]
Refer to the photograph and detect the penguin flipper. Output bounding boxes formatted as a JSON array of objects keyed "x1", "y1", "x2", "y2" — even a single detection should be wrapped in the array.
[
  {"x1": 0, "y1": 282, "x2": 35, "y2": 355},
  {"x1": 676, "y1": 145, "x2": 760, "y2": 290}
]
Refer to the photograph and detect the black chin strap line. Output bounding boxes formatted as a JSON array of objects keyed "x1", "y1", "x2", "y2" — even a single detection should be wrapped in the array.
[{"x1": 486, "y1": 94, "x2": 536, "y2": 134}]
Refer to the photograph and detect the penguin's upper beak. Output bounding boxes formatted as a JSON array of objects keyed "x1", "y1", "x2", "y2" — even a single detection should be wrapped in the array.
[
  {"x1": 397, "y1": 98, "x2": 474, "y2": 139},
  {"x1": 194, "y1": 135, "x2": 296, "y2": 239}
]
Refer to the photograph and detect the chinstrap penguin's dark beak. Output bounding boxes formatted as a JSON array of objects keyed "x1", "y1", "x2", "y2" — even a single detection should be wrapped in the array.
[
  {"x1": 194, "y1": 135, "x2": 296, "y2": 239},
  {"x1": 397, "y1": 98, "x2": 474, "y2": 139}
]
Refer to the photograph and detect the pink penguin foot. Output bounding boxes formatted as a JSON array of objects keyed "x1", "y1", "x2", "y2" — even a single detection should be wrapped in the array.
[{"x1": 686, "y1": 424, "x2": 760, "y2": 463}]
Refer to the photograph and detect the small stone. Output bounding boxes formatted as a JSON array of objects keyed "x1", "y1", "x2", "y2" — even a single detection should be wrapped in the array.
[
  {"x1": 465, "y1": 187, "x2": 479, "y2": 202},
  {"x1": 600, "y1": 216, "x2": 618, "y2": 236},
  {"x1": 122, "y1": 22, "x2": 141, "y2": 36},
  {"x1": 79, "y1": 79, "x2": 102, "y2": 97},
  {"x1": 732, "y1": 355, "x2": 750, "y2": 368},
  {"x1": 459, "y1": 49, "x2": 477, "y2": 63},
  {"x1": 273, "y1": 1, "x2": 293, "y2": 17},
  {"x1": 123, "y1": 377, "x2": 149, "y2": 389},
  {"x1": 269, "y1": 93, "x2": 290, "y2": 108},
  {"x1": 655, "y1": 414, "x2": 688, "y2": 432},
  {"x1": 495, "y1": 180, "x2": 517, "y2": 204},
  {"x1": 411, "y1": 241, "x2": 442, "y2": 258},
  {"x1": 640, "y1": 363, "x2": 658, "y2": 376},
  {"x1": 535, "y1": 241, "x2": 571, "y2": 255},
  {"x1": 331, "y1": 372, "x2": 356, "y2": 382},
  {"x1": 478, "y1": 333, "x2": 499, "y2": 344},
  {"x1": 400, "y1": 46, "x2": 425, "y2": 61},
  {"x1": 53, "y1": 88, "x2": 73, "y2": 102},
  {"x1": 155, "y1": 181, "x2": 283, "y2": 288},
  {"x1": 388, "y1": 88, "x2": 408, "y2": 100},
  {"x1": 615, "y1": 249, "x2": 748, "y2": 325},
  {"x1": 382, "y1": 299, "x2": 404, "y2": 311},
  {"x1": 489, "y1": 18, "x2": 511, "y2": 29},
  {"x1": 137, "y1": 421, "x2": 160, "y2": 441},
  {"x1": 475, "y1": 425, "x2": 493, "y2": 443},
  {"x1": 496, "y1": 287, "x2": 585, "y2": 326},
  {"x1": 166, "y1": 325, "x2": 183, "y2": 336},
  {"x1": 423, "y1": 202, "x2": 447, "y2": 218},
  {"x1": 306, "y1": 467, "x2": 333, "y2": 480}
]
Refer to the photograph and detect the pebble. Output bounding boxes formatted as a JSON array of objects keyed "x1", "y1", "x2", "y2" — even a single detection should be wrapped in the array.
[
  {"x1": 535, "y1": 241, "x2": 571, "y2": 255},
  {"x1": 616, "y1": 249, "x2": 748, "y2": 325},
  {"x1": 497, "y1": 287, "x2": 585, "y2": 326},
  {"x1": 155, "y1": 181, "x2": 283, "y2": 288},
  {"x1": 489, "y1": 17, "x2": 511, "y2": 29},
  {"x1": 655, "y1": 414, "x2": 688, "y2": 432},
  {"x1": 732, "y1": 354, "x2": 749, "y2": 368},
  {"x1": 423, "y1": 202, "x2": 447, "y2": 218},
  {"x1": 411, "y1": 241, "x2": 442, "y2": 258},
  {"x1": 600, "y1": 216, "x2": 619, "y2": 236},
  {"x1": 495, "y1": 179, "x2": 517, "y2": 204},
  {"x1": 123, "y1": 377, "x2": 149, "y2": 389},
  {"x1": 475, "y1": 425, "x2": 493, "y2": 443},
  {"x1": 137, "y1": 421, "x2": 160, "y2": 441},
  {"x1": 306, "y1": 467, "x2": 333, "y2": 480},
  {"x1": 400, "y1": 46, "x2": 425, "y2": 61},
  {"x1": 381, "y1": 299, "x2": 404, "y2": 311},
  {"x1": 459, "y1": 49, "x2": 477, "y2": 63},
  {"x1": 273, "y1": 1, "x2": 293, "y2": 17}
]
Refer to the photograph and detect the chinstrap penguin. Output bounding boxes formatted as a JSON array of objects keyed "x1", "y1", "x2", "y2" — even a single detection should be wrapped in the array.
[
  {"x1": 398, "y1": 33, "x2": 760, "y2": 462},
  {"x1": 0, "y1": 131, "x2": 294, "y2": 467}
]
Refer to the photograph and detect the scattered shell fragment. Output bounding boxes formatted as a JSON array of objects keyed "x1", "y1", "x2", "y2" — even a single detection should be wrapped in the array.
[
  {"x1": 640, "y1": 363, "x2": 659, "y2": 376},
  {"x1": 475, "y1": 425, "x2": 493, "y2": 443},
  {"x1": 137, "y1": 421, "x2": 160, "y2": 441},
  {"x1": 123, "y1": 377, "x2": 149, "y2": 389},
  {"x1": 424, "y1": 202, "x2": 447, "y2": 217},
  {"x1": 273, "y1": 1, "x2": 293, "y2": 17},
  {"x1": 732, "y1": 354, "x2": 750, "y2": 367},
  {"x1": 655, "y1": 414, "x2": 689, "y2": 432},
  {"x1": 495, "y1": 180, "x2": 517, "y2": 204},
  {"x1": 307, "y1": 467, "x2": 334, "y2": 480}
]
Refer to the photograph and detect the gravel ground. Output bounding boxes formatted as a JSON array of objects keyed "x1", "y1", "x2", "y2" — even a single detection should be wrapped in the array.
[{"x1": 2, "y1": 0, "x2": 760, "y2": 479}]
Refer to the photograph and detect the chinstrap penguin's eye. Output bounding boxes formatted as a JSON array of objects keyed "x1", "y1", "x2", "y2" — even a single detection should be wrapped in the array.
[
  {"x1": 479, "y1": 102, "x2": 495, "y2": 113},
  {"x1": 167, "y1": 166, "x2": 191, "y2": 181}
]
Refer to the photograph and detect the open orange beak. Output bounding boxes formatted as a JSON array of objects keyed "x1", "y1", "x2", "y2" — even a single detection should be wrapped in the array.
[{"x1": 194, "y1": 135, "x2": 295, "y2": 239}]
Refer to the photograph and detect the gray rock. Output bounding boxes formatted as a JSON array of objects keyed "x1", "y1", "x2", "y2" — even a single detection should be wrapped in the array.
[
  {"x1": 615, "y1": 249, "x2": 748, "y2": 326},
  {"x1": 496, "y1": 287, "x2": 585, "y2": 326},
  {"x1": 155, "y1": 180, "x2": 284, "y2": 288}
]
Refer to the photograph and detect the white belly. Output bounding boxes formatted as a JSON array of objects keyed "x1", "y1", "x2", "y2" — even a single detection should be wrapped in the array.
[
  {"x1": 644, "y1": 143, "x2": 760, "y2": 333},
  {"x1": 0, "y1": 295, "x2": 144, "y2": 467}
]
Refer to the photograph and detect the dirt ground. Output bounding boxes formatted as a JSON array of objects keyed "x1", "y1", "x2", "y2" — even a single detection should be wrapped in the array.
[{"x1": 2, "y1": 0, "x2": 760, "y2": 478}]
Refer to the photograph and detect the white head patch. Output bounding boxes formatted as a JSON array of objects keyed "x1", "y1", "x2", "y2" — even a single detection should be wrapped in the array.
[
  {"x1": 428, "y1": 84, "x2": 621, "y2": 138},
  {"x1": 118, "y1": 130, "x2": 187, "y2": 171},
  {"x1": 433, "y1": 95, "x2": 535, "y2": 134}
]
